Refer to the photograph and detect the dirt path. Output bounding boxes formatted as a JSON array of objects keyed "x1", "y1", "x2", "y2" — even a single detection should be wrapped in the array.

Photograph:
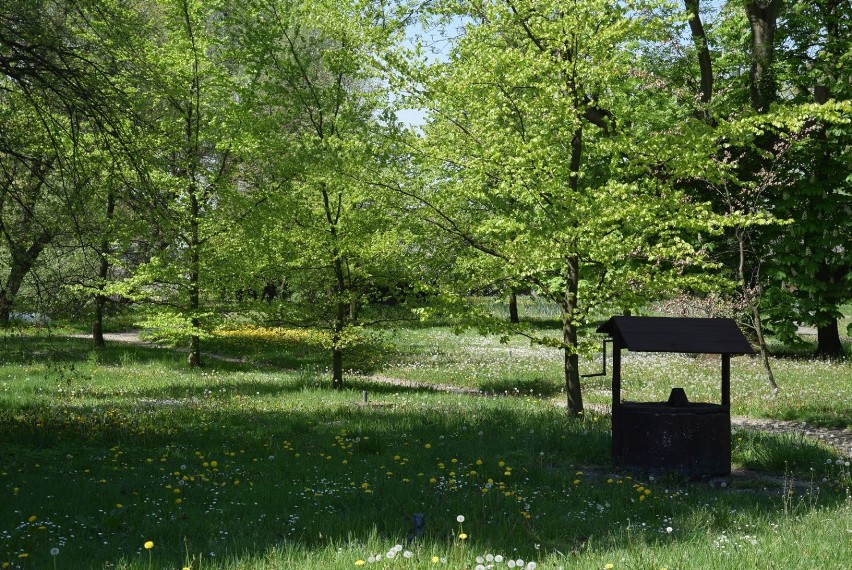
[
  {"x1": 71, "y1": 331, "x2": 852, "y2": 459},
  {"x1": 67, "y1": 331, "x2": 245, "y2": 363}
]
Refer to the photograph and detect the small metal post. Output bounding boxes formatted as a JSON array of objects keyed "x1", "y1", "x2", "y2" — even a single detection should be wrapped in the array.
[
  {"x1": 721, "y1": 354, "x2": 730, "y2": 408},
  {"x1": 611, "y1": 335, "x2": 623, "y2": 463},
  {"x1": 362, "y1": 390, "x2": 368, "y2": 404}
]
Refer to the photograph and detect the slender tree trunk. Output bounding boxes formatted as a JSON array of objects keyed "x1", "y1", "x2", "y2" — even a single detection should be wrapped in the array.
[
  {"x1": 508, "y1": 289, "x2": 519, "y2": 323},
  {"x1": 332, "y1": 268, "x2": 348, "y2": 390},
  {"x1": 323, "y1": 184, "x2": 348, "y2": 390},
  {"x1": 816, "y1": 317, "x2": 844, "y2": 359},
  {"x1": 563, "y1": 255, "x2": 583, "y2": 416},
  {"x1": 333, "y1": 298, "x2": 347, "y2": 390},
  {"x1": 736, "y1": 228, "x2": 778, "y2": 392},
  {"x1": 93, "y1": 189, "x2": 115, "y2": 348},
  {"x1": 349, "y1": 297, "x2": 360, "y2": 325},
  {"x1": 187, "y1": 191, "x2": 202, "y2": 368},
  {"x1": 562, "y1": 123, "x2": 584, "y2": 417}
]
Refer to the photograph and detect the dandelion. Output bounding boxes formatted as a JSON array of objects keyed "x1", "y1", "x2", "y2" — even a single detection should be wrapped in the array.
[
  {"x1": 355, "y1": 560, "x2": 365, "y2": 566},
  {"x1": 432, "y1": 556, "x2": 440, "y2": 563},
  {"x1": 605, "y1": 564, "x2": 614, "y2": 569},
  {"x1": 144, "y1": 541, "x2": 154, "y2": 550},
  {"x1": 459, "y1": 533, "x2": 468, "y2": 540},
  {"x1": 27, "y1": 515, "x2": 37, "y2": 523},
  {"x1": 457, "y1": 515, "x2": 465, "y2": 523},
  {"x1": 666, "y1": 527, "x2": 673, "y2": 533}
]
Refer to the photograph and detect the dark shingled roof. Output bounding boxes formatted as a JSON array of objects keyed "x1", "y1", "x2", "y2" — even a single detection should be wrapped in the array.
[{"x1": 596, "y1": 316, "x2": 755, "y2": 355}]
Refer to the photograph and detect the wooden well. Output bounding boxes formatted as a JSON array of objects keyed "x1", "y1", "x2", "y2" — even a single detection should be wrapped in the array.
[{"x1": 597, "y1": 317, "x2": 754, "y2": 477}]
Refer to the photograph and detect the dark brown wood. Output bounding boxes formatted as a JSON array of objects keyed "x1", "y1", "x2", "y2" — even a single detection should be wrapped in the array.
[
  {"x1": 597, "y1": 317, "x2": 754, "y2": 355},
  {"x1": 598, "y1": 316, "x2": 750, "y2": 477},
  {"x1": 611, "y1": 334, "x2": 623, "y2": 461}
]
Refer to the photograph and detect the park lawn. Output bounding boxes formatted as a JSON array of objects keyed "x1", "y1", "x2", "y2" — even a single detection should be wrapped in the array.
[{"x1": 0, "y1": 331, "x2": 850, "y2": 569}]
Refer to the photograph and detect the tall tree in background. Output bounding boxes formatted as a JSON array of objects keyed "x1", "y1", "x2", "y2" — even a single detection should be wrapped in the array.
[
  {"x1": 393, "y1": 0, "x2": 733, "y2": 415},
  {"x1": 222, "y1": 0, "x2": 410, "y2": 388},
  {"x1": 127, "y1": 0, "x2": 243, "y2": 367},
  {"x1": 761, "y1": 0, "x2": 851, "y2": 358}
]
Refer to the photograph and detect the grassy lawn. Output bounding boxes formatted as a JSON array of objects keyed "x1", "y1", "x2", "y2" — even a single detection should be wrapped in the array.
[{"x1": 1, "y1": 327, "x2": 850, "y2": 569}]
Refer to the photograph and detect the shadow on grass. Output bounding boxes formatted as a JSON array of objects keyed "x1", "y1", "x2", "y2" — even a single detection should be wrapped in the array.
[
  {"x1": 1, "y1": 331, "x2": 850, "y2": 568},
  {"x1": 1, "y1": 373, "x2": 849, "y2": 569},
  {"x1": 732, "y1": 429, "x2": 840, "y2": 473}
]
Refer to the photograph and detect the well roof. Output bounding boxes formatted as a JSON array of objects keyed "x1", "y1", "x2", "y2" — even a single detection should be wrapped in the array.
[{"x1": 596, "y1": 316, "x2": 755, "y2": 355}]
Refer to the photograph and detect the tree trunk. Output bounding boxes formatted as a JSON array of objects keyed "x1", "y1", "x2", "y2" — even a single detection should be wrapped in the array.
[
  {"x1": 187, "y1": 191, "x2": 202, "y2": 368},
  {"x1": 749, "y1": 288, "x2": 778, "y2": 393},
  {"x1": 508, "y1": 289, "x2": 519, "y2": 323},
  {"x1": 349, "y1": 297, "x2": 360, "y2": 324},
  {"x1": 816, "y1": 317, "x2": 844, "y2": 359},
  {"x1": 736, "y1": 228, "x2": 778, "y2": 392},
  {"x1": 684, "y1": 0, "x2": 713, "y2": 104},
  {"x1": 0, "y1": 229, "x2": 53, "y2": 327},
  {"x1": 745, "y1": 1, "x2": 782, "y2": 113},
  {"x1": 563, "y1": 255, "x2": 583, "y2": 416},
  {"x1": 93, "y1": 189, "x2": 115, "y2": 348},
  {"x1": 332, "y1": 298, "x2": 347, "y2": 389}
]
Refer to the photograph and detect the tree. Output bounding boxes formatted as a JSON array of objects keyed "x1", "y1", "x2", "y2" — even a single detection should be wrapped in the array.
[
  {"x1": 221, "y1": 0, "x2": 412, "y2": 388},
  {"x1": 124, "y1": 0, "x2": 244, "y2": 367},
  {"x1": 761, "y1": 0, "x2": 852, "y2": 358},
  {"x1": 392, "y1": 0, "x2": 732, "y2": 415}
]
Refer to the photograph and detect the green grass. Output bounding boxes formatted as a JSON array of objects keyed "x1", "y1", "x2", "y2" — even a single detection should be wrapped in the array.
[{"x1": 1, "y1": 328, "x2": 851, "y2": 570}]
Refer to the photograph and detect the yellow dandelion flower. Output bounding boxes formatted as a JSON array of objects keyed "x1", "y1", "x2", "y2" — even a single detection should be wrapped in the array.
[
  {"x1": 27, "y1": 515, "x2": 37, "y2": 523},
  {"x1": 432, "y1": 556, "x2": 440, "y2": 563},
  {"x1": 355, "y1": 560, "x2": 366, "y2": 566},
  {"x1": 143, "y1": 540, "x2": 154, "y2": 550},
  {"x1": 458, "y1": 533, "x2": 468, "y2": 540}
]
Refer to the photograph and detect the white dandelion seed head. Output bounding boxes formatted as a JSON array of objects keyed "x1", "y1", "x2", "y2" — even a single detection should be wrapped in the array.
[
  {"x1": 50, "y1": 547, "x2": 60, "y2": 556},
  {"x1": 666, "y1": 526, "x2": 673, "y2": 533},
  {"x1": 457, "y1": 515, "x2": 465, "y2": 523}
]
